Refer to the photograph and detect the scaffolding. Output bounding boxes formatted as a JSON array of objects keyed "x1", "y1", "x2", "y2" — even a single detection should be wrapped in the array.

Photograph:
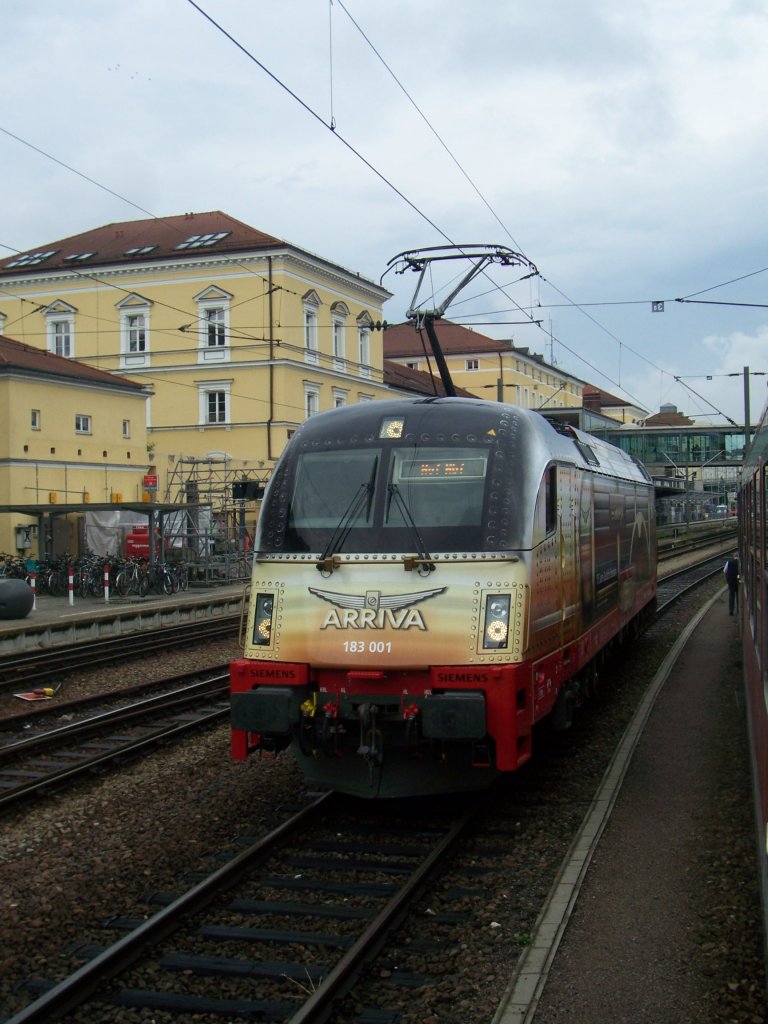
[{"x1": 162, "y1": 456, "x2": 269, "y2": 583}]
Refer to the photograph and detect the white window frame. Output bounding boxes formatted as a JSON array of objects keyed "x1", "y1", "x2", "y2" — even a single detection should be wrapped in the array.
[
  {"x1": 304, "y1": 382, "x2": 320, "y2": 419},
  {"x1": 198, "y1": 380, "x2": 232, "y2": 427},
  {"x1": 331, "y1": 302, "x2": 348, "y2": 371},
  {"x1": 117, "y1": 295, "x2": 152, "y2": 369},
  {"x1": 357, "y1": 313, "x2": 372, "y2": 379},
  {"x1": 122, "y1": 419, "x2": 131, "y2": 438},
  {"x1": 304, "y1": 291, "x2": 321, "y2": 366},
  {"x1": 466, "y1": 358, "x2": 479, "y2": 371},
  {"x1": 195, "y1": 287, "x2": 232, "y2": 364},
  {"x1": 332, "y1": 387, "x2": 348, "y2": 408},
  {"x1": 31, "y1": 409, "x2": 41, "y2": 430},
  {"x1": 44, "y1": 302, "x2": 76, "y2": 357},
  {"x1": 75, "y1": 413, "x2": 91, "y2": 434}
]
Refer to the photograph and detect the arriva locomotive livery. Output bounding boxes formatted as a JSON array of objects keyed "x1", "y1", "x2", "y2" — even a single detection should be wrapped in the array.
[{"x1": 231, "y1": 397, "x2": 657, "y2": 798}]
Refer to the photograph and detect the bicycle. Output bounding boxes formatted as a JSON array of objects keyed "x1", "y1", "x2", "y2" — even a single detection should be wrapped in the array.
[
  {"x1": 145, "y1": 562, "x2": 175, "y2": 596},
  {"x1": 172, "y1": 562, "x2": 188, "y2": 593},
  {"x1": 115, "y1": 558, "x2": 149, "y2": 598}
]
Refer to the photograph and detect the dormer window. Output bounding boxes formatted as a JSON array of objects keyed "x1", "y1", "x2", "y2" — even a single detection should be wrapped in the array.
[
  {"x1": 6, "y1": 250, "x2": 58, "y2": 268},
  {"x1": 175, "y1": 232, "x2": 230, "y2": 250},
  {"x1": 63, "y1": 252, "x2": 96, "y2": 263}
]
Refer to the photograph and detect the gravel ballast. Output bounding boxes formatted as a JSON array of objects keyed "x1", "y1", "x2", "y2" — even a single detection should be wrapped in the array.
[{"x1": 0, "y1": 584, "x2": 765, "y2": 1023}]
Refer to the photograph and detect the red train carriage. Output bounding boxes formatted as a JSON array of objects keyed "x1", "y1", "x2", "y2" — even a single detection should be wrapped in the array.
[
  {"x1": 738, "y1": 406, "x2": 768, "y2": 949},
  {"x1": 231, "y1": 398, "x2": 657, "y2": 797}
]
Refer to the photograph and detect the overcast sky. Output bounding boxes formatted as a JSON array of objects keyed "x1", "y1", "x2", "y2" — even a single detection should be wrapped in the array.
[{"x1": 2, "y1": 0, "x2": 767, "y2": 426}]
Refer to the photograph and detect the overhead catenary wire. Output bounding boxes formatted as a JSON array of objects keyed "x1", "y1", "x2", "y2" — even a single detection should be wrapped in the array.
[{"x1": 0, "y1": 4, "x2": 759, "y2": 421}]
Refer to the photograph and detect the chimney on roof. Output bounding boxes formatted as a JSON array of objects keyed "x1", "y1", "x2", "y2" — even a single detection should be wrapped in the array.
[{"x1": 583, "y1": 390, "x2": 601, "y2": 411}]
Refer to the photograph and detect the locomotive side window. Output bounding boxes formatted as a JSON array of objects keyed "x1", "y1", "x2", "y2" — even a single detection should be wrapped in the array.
[{"x1": 532, "y1": 465, "x2": 558, "y2": 544}]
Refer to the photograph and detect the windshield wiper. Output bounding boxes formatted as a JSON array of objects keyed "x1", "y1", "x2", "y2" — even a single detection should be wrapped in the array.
[
  {"x1": 316, "y1": 459, "x2": 377, "y2": 573},
  {"x1": 387, "y1": 483, "x2": 435, "y2": 573}
]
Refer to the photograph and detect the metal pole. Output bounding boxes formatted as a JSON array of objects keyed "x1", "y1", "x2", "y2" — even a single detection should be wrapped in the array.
[
  {"x1": 744, "y1": 365, "x2": 751, "y2": 448},
  {"x1": 422, "y1": 316, "x2": 456, "y2": 397}
]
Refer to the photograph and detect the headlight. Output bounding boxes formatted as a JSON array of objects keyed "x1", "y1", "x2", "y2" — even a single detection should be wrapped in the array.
[
  {"x1": 483, "y1": 595, "x2": 510, "y2": 649},
  {"x1": 252, "y1": 592, "x2": 274, "y2": 646}
]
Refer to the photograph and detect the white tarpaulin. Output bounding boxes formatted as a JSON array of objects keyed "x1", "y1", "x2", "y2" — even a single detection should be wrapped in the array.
[{"x1": 84, "y1": 510, "x2": 147, "y2": 556}]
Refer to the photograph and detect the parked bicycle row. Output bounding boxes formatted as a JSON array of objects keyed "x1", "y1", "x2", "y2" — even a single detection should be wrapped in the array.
[{"x1": 0, "y1": 554, "x2": 189, "y2": 598}]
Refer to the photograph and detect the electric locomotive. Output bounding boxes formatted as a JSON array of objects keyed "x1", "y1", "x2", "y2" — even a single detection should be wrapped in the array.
[{"x1": 230, "y1": 397, "x2": 657, "y2": 798}]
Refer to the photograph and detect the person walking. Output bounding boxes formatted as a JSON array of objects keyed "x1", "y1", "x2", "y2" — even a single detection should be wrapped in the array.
[{"x1": 724, "y1": 554, "x2": 739, "y2": 615}]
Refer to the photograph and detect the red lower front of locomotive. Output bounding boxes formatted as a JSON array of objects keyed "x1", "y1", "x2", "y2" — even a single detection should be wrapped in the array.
[{"x1": 230, "y1": 658, "x2": 534, "y2": 775}]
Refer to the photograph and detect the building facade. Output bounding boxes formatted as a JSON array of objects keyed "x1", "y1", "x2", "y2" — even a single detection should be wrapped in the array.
[
  {"x1": 383, "y1": 320, "x2": 585, "y2": 410},
  {"x1": 0, "y1": 211, "x2": 393, "y2": 500},
  {"x1": 0, "y1": 333, "x2": 149, "y2": 554}
]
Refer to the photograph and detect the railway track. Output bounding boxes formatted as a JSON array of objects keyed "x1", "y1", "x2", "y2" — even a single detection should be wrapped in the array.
[
  {"x1": 2, "y1": 551, "x2": 727, "y2": 1023},
  {"x1": 9, "y1": 792, "x2": 482, "y2": 1024},
  {"x1": 0, "y1": 615, "x2": 239, "y2": 693},
  {"x1": 0, "y1": 674, "x2": 229, "y2": 812},
  {"x1": 656, "y1": 551, "x2": 726, "y2": 611}
]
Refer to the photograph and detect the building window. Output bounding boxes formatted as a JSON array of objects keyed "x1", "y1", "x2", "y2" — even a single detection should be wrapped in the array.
[
  {"x1": 127, "y1": 314, "x2": 146, "y2": 352},
  {"x1": 332, "y1": 388, "x2": 348, "y2": 408},
  {"x1": 466, "y1": 358, "x2": 479, "y2": 371},
  {"x1": 118, "y1": 295, "x2": 152, "y2": 369},
  {"x1": 198, "y1": 381, "x2": 231, "y2": 426},
  {"x1": 31, "y1": 409, "x2": 41, "y2": 430},
  {"x1": 44, "y1": 302, "x2": 76, "y2": 358},
  {"x1": 357, "y1": 313, "x2": 372, "y2": 379},
  {"x1": 0, "y1": 312, "x2": 6, "y2": 335},
  {"x1": 122, "y1": 420, "x2": 131, "y2": 438},
  {"x1": 205, "y1": 307, "x2": 226, "y2": 347},
  {"x1": 405, "y1": 361, "x2": 419, "y2": 370},
  {"x1": 53, "y1": 321, "x2": 71, "y2": 356},
  {"x1": 304, "y1": 383, "x2": 320, "y2": 419},
  {"x1": 206, "y1": 391, "x2": 227, "y2": 424},
  {"x1": 75, "y1": 414, "x2": 91, "y2": 434},
  {"x1": 304, "y1": 291, "x2": 321, "y2": 366},
  {"x1": 195, "y1": 287, "x2": 231, "y2": 364},
  {"x1": 331, "y1": 302, "x2": 348, "y2": 371}
]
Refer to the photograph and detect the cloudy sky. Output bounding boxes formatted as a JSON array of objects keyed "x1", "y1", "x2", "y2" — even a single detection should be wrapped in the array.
[{"x1": 2, "y1": 0, "x2": 767, "y2": 425}]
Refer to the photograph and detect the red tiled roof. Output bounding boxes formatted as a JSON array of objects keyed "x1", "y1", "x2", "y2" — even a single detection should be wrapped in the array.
[
  {"x1": 383, "y1": 320, "x2": 515, "y2": 358},
  {"x1": 583, "y1": 384, "x2": 634, "y2": 408},
  {"x1": 0, "y1": 334, "x2": 147, "y2": 391},
  {"x1": 0, "y1": 212, "x2": 284, "y2": 276},
  {"x1": 383, "y1": 359, "x2": 475, "y2": 398}
]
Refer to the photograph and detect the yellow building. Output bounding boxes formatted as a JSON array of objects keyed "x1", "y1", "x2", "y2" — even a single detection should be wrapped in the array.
[
  {"x1": 384, "y1": 320, "x2": 585, "y2": 410},
  {"x1": 0, "y1": 211, "x2": 393, "y2": 500},
  {"x1": 0, "y1": 333, "x2": 150, "y2": 556}
]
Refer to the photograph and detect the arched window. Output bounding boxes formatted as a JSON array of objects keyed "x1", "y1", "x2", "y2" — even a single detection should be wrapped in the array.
[
  {"x1": 117, "y1": 294, "x2": 152, "y2": 368},
  {"x1": 303, "y1": 290, "x2": 321, "y2": 365},
  {"x1": 194, "y1": 286, "x2": 232, "y2": 364},
  {"x1": 44, "y1": 300, "x2": 77, "y2": 357},
  {"x1": 357, "y1": 311, "x2": 372, "y2": 379},
  {"x1": 331, "y1": 301, "x2": 349, "y2": 371}
]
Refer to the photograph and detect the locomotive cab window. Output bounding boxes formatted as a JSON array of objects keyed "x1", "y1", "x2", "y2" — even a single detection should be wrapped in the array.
[
  {"x1": 277, "y1": 442, "x2": 491, "y2": 554},
  {"x1": 386, "y1": 448, "x2": 488, "y2": 530}
]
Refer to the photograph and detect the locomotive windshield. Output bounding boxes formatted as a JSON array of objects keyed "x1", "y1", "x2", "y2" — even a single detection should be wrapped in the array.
[{"x1": 279, "y1": 445, "x2": 489, "y2": 554}]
